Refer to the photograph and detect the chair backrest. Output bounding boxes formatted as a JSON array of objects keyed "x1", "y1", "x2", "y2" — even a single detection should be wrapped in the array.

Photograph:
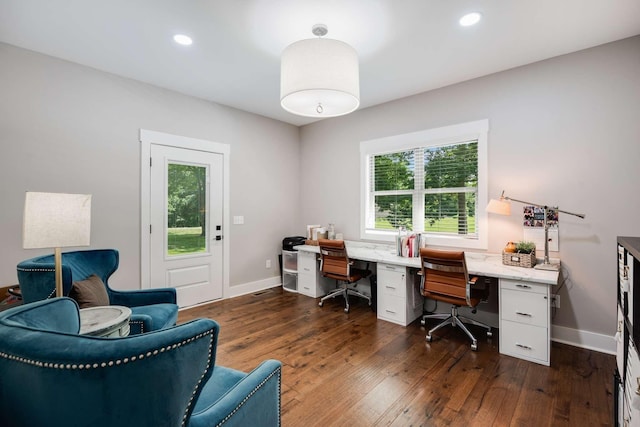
[
  {"x1": 318, "y1": 239, "x2": 350, "y2": 280},
  {"x1": 17, "y1": 249, "x2": 119, "y2": 303},
  {"x1": 420, "y1": 248, "x2": 470, "y2": 302}
]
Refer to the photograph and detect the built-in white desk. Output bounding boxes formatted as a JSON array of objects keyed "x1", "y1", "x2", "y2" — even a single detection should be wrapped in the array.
[{"x1": 295, "y1": 240, "x2": 559, "y2": 366}]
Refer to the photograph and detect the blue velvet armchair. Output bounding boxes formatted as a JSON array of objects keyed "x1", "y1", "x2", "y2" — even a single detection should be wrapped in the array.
[
  {"x1": 0, "y1": 298, "x2": 282, "y2": 427},
  {"x1": 17, "y1": 249, "x2": 178, "y2": 334}
]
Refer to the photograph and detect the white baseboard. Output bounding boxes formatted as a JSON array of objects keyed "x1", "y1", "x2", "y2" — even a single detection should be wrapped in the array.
[
  {"x1": 224, "y1": 276, "x2": 282, "y2": 299},
  {"x1": 551, "y1": 324, "x2": 616, "y2": 355}
]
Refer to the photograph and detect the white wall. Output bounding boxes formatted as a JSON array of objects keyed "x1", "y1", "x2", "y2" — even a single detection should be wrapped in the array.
[
  {"x1": 0, "y1": 43, "x2": 300, "y2": 293},
  {"x1": 299, "y1": 36, "x2": 640, "y2": 337}
]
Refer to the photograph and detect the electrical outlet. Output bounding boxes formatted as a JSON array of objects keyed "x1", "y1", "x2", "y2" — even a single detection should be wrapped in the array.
[
  {"x1": 552, "y1": 295, "x2": 560, "y2": 308},
  {"x1": 266, "y1": 259, "x2": 271, "y2": 268}
]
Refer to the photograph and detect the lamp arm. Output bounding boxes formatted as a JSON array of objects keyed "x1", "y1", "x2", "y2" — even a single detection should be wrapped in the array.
[{"x1": 503, "y1": 196, "x2": 585, "y2": 219}]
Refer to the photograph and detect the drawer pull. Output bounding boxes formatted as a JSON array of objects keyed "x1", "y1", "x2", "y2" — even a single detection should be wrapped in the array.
[
  {"x1": 303, "y1": 268, "x2": 311, "y2": 272},
  {"x1": 385, "y1": 309, "x2": 397, "y2": 314},
  {"x1": 516, "y1": 343, "x2": 532, "y2": 350},
  {"x1": 385, "y1": 286, "x2": 397, "y2": 290},
  {"x1": 516, "y1": 284, "x2": 532, "y2": 289},
  {"x1": 515, "y1": 311, "x2": 532, "y2": 317}
]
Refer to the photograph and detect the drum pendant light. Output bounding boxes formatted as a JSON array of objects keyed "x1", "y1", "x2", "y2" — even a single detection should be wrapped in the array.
[{"x1": 280, "y1": 24, "x2": 360, "y2": 118}]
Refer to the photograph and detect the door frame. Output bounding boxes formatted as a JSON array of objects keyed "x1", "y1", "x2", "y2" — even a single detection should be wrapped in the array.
[{"x1": 139, "y1": 129, "x2": 230, "y2": 299}]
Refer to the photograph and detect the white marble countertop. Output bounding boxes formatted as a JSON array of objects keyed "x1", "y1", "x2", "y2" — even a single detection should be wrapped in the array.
[{"x1": 295, "y1": 240, "x2": 559, "y2": 285}]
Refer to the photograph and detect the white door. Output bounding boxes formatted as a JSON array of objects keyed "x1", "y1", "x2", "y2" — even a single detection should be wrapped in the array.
[{"x1": 149, "y1": 144, "x2": 223, "y2": 307}]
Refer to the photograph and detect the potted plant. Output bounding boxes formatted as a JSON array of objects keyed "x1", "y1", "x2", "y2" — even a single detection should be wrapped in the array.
[{"x1": 515, "y1": 241, "x2": 536, "y2": 254}]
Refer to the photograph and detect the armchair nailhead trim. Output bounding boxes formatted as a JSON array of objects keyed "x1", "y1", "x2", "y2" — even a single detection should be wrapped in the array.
[
  {"x1": 181, "y1": 334, "x2": 216, "y2": 427},
  {"x1": 216, "y1": 366, "x2": 282, "y2": 427},
  {"x1": 17, "y1": 267, "x2": 56, "y2": 272},
  {"x1": 0, "y1": 329, "x2": 215, "y2": 374},
  {"x1": 17, "y1": 267, "x2": 57, "y2": 299}
]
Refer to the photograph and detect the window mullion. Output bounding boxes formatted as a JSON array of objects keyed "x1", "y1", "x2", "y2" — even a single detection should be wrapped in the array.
[{"x1": 413, "y1": 148, "x2": 425, "y2": 232}]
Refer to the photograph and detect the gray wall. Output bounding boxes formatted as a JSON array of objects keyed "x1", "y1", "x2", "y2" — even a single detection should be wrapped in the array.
[
  {"x1": 299, "y1": 36, "x2": 640, "y2": 337},
  {"x1": 0, "y1": 42, "x2": 300, "y2": 292},
  {"x1": 2, "y1": 35, "x2": 639, "y2": 340}
]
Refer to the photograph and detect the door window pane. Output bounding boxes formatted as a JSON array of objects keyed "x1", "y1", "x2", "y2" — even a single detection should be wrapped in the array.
[{"x1": 167, "y1": 163, "x2": 207, "y2": 256}]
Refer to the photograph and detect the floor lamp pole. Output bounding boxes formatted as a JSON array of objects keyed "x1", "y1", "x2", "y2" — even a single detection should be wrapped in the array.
[{"x1": 54, "y1": 247, "x2": 63, "y2": 297}]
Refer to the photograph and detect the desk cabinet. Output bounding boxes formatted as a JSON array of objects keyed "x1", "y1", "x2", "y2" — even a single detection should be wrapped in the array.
[
  {"x1": 499, "y1": 279, "x2": 550, "y2": 366},
  {"x1": 297, "y1": 251, "x2": 333, "y2": 298},
  {"x1": 616, "y1": 237, "x2": 640, "y2": 427},
  {"x1": 282, "y1": 250, "x2": 298, "y2": 292},
  {"x1": 376, "y1": 263, "x2": 422, "y2": 327}
]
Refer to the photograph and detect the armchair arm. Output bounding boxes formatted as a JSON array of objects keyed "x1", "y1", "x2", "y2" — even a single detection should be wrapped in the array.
[
  {"x1": 108, "y1": 287, "x2": 177, "y2": 307},
  {"x1": 189, "y1": 360, "x2": 282, "y2": 427}
]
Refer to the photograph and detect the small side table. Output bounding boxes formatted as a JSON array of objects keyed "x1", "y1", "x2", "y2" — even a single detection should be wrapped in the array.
[
  {"x1": 0, "y1": 285, "x2": 22, "y2": 312},
  {"x1": 79, "y1": 305, "x2": 132, "y2": 338}
]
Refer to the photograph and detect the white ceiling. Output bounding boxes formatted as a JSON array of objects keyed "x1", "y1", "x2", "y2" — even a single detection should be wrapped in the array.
[{"x1": 1, "y1": 1, "x2": 639, "y2": 126}]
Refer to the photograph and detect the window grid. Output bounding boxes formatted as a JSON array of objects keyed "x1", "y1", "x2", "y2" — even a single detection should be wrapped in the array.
[{"x1": 368, "y1": 140, "x2": 478, "y2": 238}]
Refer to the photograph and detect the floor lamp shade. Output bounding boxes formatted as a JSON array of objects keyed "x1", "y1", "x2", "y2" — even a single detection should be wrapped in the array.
[
  {"x1": 280, "y1": 37, "x2": 360, "y2": 118},
  {"x1": 23, "y1": 192, "x2": 92, "y2": 297},
  {"x1": 23, "y1": 192, "x2": 92, "y2": 249}
]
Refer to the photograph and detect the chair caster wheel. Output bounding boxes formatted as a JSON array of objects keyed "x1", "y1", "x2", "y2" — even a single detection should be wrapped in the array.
[
  {"x1": 318, "y1": 301, "x2": 323, "y2": 307},
  {"x1": 344, "y1": 307, "x2": 349, "y2": 313},
  {"x1": 420, "y1": 319, "x2": 425, "y2": 326},
  {"x1": 487, "y1": 330, "x2": 493, "y2": 337},
  {"x1": 426, "y1": 335, "x2": 432, "y2": 342},
  {"x1": 471, "y1": 342, "x2": 478, "y2": 351}
]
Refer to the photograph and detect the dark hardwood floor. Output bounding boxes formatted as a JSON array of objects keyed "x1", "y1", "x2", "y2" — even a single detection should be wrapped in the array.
[{"x1": 178, "y1": 287, "x2": 615, "y2": 427}]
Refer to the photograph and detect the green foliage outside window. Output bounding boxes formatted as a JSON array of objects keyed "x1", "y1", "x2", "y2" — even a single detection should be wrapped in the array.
[
  {"x1": 372, "y1": 141, "x2": 478, "y2": 235},
  {"x1": 167, "y1": 164, "x2": 207, "y2": 255}
]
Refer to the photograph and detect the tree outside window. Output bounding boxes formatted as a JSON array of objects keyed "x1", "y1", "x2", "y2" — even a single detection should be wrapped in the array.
[{"x1": 370, "y1": 140, "x2": 478, "y2": 237}]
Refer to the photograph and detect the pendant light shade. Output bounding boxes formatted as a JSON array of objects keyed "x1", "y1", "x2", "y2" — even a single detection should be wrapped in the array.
[{"x1": 280, "y1": 26, "x2": 359, "y2": 118}]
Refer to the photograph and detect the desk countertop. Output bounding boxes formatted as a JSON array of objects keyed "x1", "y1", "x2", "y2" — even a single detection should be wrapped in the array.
[{"x1": 295, "y1": 241, "x2": 559, "y2": 285}]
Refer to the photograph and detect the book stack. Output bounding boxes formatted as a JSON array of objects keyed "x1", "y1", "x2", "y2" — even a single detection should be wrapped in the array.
[{"x1": 396, "y1": 233, "x2": 423, "y2": 257}]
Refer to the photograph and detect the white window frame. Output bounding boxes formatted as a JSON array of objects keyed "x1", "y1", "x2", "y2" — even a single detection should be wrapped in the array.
[{"x1": 360, "y1": 119, "x2": 489, "y2": 250}]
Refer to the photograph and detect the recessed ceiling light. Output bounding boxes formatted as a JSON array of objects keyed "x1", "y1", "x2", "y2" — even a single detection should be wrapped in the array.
[
  {"x1": 459, "y1": 12, "x2": 482, "y2": 27},
  {"x1": 173, "y1": 34, "x2": 193, "y2": 46}
]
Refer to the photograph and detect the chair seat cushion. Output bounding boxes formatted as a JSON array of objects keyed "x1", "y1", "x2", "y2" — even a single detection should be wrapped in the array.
[
  {"x1": 423, "y1": 291, "x2": 480, "y2": 308},
  {"x1": 191, "y1": 366, "x2": 247, "y2": 415},
  {"x1": 130, "y1": 303, "x2": 178, "y2": 331}
]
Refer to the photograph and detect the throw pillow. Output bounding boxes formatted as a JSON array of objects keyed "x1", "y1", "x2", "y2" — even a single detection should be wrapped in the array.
[{"x1": 69, "y1": 274, "x2": 110, "y2": 308}]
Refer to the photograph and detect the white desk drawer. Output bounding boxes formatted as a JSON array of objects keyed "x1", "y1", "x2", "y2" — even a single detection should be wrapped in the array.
[
  {"x1": 297, "y1": 272, "x2": 316, "y2": 297},
  {"x1": 297, "y1": 251, "x2": 317, "y2": 274},
  {"x1": 377, "y1": 294, "x2": 406, "y2": 325},
  {"x1": 500, "y1": 320, "x2": 548, "y2": 364},
  {"x1": 500, "y1": 288, "x2": 548, "y2": 327},
  {"x1": 378, "y1": 264, "x2": 406, "y2": 297},
  {"x1": 501, "y1": 279, "x2": 547, "y2": 295}
]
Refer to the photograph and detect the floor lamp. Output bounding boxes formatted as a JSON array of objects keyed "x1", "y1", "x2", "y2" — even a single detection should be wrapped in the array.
[
  {"x1": 486, "y1": 190, "x2": 585, "y2": 271},
  {"x1": 22, "y1": 192, "x2": 92, "y2": 297}
]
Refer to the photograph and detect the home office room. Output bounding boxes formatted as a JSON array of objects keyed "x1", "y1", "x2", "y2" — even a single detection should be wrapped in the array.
[{"x1": 0, "y1": 2, "x2": 639, "y2": 426}]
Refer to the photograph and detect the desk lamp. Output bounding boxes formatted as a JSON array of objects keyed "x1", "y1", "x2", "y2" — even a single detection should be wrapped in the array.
[
  {"x1": 486, "y1": 190, "x2": 585, "y2": 271},
  {"x1": 22, "y1": 192, "x2": 92, "y2": 297}
]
